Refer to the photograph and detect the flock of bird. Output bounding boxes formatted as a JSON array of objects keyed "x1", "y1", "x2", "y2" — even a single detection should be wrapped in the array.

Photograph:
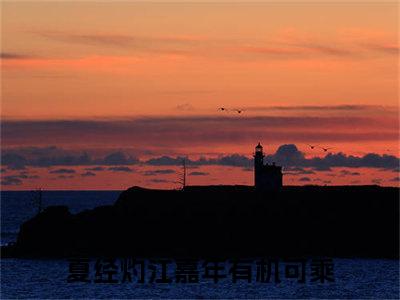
[
  {"x1": 218, "y1": 107, "x2": 334, "y2": 153},
  {"x1": 307, "y1": 144, "x2": 334, "y2": 153},
  {"x1": 218, "y1": 108, "x2": 335, "y2": 153},
  {"x1": 218, "y1": 107, "x2": 244, "y2": 114}
]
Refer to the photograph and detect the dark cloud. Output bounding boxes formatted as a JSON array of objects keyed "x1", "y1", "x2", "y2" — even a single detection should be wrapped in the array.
[
  {"x1": 108, "y1": 166, "x2": 134, "y2": 173},
  {"x1": 284, "y1": 167, "x2": 315, "y2": 175},
  {"x1": 149, "y1": 179, "x2": 171, "y2": 183},
  {"x1": 1, "y1": 176, "x2": 23, "y2": 186},
  {"x1": 1, "y1": 144, "x2": 398, "y2": 173},
  {"x1": 1, "y1": 147, "x2": 90, "y2": 169},
  {"x1": 299, "y1": 177, "x2": 311, "y2": 182},
  {"x1": 389, "y1": 177, "x2": 400, "y2": 182},
  {"x1": 146, "y1": 144, "x2": 399, "y2": 172},
  {"x1": 1, "y1": 153, "x2": 28, "y2": 170},
  {"x1": 101, "y1": 152, "x2": 138, "y2": 165},
  {"x1": 339, "y1": 170, "x2": 361, "y2": 176},
  {"x1": 269, "y1": 144, "x2": 305, "y2": 166},
  {"x1": 269, "y1": 145, "x2": 399, "y2": 171},
  {"x1": 143, "y1": 169, "x2": 176, "y2": 176},
  {"x1": 300, "y1": 43, "x2": 353, "y2": 56},
  {"x1": 49, "y1": 168, "x2": 76, "y2": 174},
  {"x1": 58, "y1": 175, "x2": 74, "y2": 179},
  {"x1": 81, "y1": 171, "x2": 96, "y2": 177},
  {"x1": 3, "y1": 115, "x2": 397, "y2": 150},
  {"x1": 10, "y1": 172, "x2": 40, "y2": 179},
  {"x1": 0, "y1": 52, "x2": 32, "y2": 59},
  {"x1": 0, "y1": 147, "x2": 139, "y2": 169},
  {"x1": 189, "y1": 171, "x2": 209, "y2": 176},
  {"x1": 146, "y1": 156, "x2": 187, "y2": 166},
  {"x1": 361, "y1": 43, "x2": 399, "y2": 55},
  {"x1": 312, "y1": 166, "x2": 333, "y2": 172},
  {"x1": 35, "y1": 31, "x2": 195, "y2": 55},
  {"x1": 244, "y1": 105, "x2": 394, "y2": 112},
  {"x1": 84, "y1": 166, "x2": 105, "y2": 171}
]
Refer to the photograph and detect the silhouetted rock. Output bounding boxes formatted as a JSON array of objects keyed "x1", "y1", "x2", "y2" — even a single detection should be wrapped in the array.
[{"x1": 2, "y1": 185, "x2": 399, "y2": 259}]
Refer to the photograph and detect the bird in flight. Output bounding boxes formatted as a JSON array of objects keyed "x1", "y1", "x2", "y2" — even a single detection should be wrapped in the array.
[
  {"x1": 307, "y1": 144, "x2": 318, "y2": 150},
  {"x1": 234, "y1": 109, "x2": 244, "y2": 114},
  {"x1": 218, "y1": 107, "x2": 227, "y2": 111},
  {"x1": 320, "y1": 147, "x2": 334, "y2": 152}
]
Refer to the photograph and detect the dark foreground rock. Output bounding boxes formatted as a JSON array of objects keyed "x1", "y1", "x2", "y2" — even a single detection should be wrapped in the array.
[{"x1": 2, "y1": 185, "x2": 399, "y2": 259}]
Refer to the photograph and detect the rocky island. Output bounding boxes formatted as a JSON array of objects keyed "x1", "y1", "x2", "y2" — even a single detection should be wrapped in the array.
[{"x1": 2, "y1": 185, "x2": 399, "y2": 259}]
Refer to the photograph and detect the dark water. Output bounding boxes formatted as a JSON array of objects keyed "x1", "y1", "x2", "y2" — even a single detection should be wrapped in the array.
[{"x1": 1, "y1": 191, "x2": 399, "y2": 299}]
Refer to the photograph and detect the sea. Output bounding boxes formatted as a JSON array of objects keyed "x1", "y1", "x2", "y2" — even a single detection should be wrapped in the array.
[{"x1": 1, "y1": 191, "x2": 399, "y2": 299}]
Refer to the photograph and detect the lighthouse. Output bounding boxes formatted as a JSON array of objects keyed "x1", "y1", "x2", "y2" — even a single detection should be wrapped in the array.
[{"x1": 254, "y1": 142, "x2": 283, "y2": 191}]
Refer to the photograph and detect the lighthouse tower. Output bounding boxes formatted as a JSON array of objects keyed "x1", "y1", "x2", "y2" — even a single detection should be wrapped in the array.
[
  {"x1": 254, "y1": 142, "x2": 265, "y2": 188},
  {"x1": 253, "y1": 142, "x2": 283, "y2": 191}
]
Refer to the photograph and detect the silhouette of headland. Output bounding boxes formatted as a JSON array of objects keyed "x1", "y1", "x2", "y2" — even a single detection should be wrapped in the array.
[
  {"x1": 2, "y1": 184, "x2": 399, "y2": 259},
  {"x1": 2, "y1": 144, "x2": 399, "y2": 258}
]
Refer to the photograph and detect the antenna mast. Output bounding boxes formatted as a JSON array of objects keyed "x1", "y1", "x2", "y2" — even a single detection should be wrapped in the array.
[
  {"x1": 182, "y1": 159, "x2": 186, "y2": 190},
  {"x1": 178, "y1": 158, "x2": 187, "y2": 190}
]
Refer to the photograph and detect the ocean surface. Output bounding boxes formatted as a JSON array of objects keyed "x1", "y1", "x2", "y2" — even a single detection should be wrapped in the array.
[{"x1": 1, "y1": 191, "x2": 399, "y2": 299}]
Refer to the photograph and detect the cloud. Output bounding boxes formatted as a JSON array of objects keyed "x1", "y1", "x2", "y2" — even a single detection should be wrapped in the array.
[
  {"x1": 108, "y1": 166, "x2": 134, "y2": 172},
  {"x1": 0, "y1": 52, "x2": 32, "y2": 60},
  {"x1": 101, "y1": 152, "x2": 138, "y2": 165},
  {"x1": 1, "y1": 153, "x2": 28, "y2": 170},
  {"x1": 3, "y1": 115, "x2": 397, "y2": 150},
  {"x1": 143, "y1": 169, "x2": 176, "y2": 176},
  {"x1": 10, "y1": 171, "x2": 40, "y2": 180},
  {"x1": 81, "y1": 171, "x2": 96, "y2": 177},
  {"x1": 1, "y1": 176, "x2": 23, "y2": 186},
  {"x1": 2, "y1": 115, "x2": 398, "y2": 150},
  {"x1": 146, "y1": 156, "x2": 187, "y2": 166},
  {"x1": 1, "y1": 144, "x2": 399, "y2": 172},
  {"x1": 84, "y1": 166, "x2": 105, "y2": 171},
  {"x1": 0, "y1": 147, "x2": 139, "y2": 169},
  {"x1": 339, "y1": 170, "x2": 361, "y2": 176},
  {"x1": 176, "y1": 103, "x2": 195, "y2": 111},
  {"x1": 49, "y1": 168, "x2": 76, "y2": 174},
  {"x1": 299, "y1": 177, "x2": 311, "y2": 182},
  {"x1": 361, "y1": 43, "x2": 399, "y2": 55},
  {"x1": 57, "y1": 175, "x2": 74, "y2": 179},
  {"x1": 34, "y1": 31, "x2": 198, "y2": 56},
  {"x1": 296, "y1": 43, "x2": 352, "y2": 56},
  {"x1": 149, "y1": 179, "x2": 171, "y2": 183},
  {"x1": 284, "y1": 167, "x2": 315, "y2": 175},
  {"x1": 312, "y1": 166, "x2": 333, "y2": 172},
  {"x1": 389, "y1": 177, "x2": 400, "y2": 182},
  {"x1": 243, "y1": 105, "x2": 395, "y2": 112},
  {"x1": 146, "y1": 144, "x2": 400, "y2": 171},
  {"x1": 189, "y1": 171, "x2": 209, "y2": 176},
  {"x1": 145, "y1": 154, "x2": 252, "y2": 167},
  {"x1": 239, "y1": 42, "x2": 352, "y2": 59}
]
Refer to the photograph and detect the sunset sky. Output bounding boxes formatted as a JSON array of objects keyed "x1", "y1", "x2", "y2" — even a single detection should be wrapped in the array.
[{"x1": 1, "y1": 1, "x2": 399, "y2": 190}]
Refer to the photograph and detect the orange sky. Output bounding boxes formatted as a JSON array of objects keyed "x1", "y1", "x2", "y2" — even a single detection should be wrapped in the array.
[{"x1": 1, "y1": 2, "x2": 399, "y2": 189}]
